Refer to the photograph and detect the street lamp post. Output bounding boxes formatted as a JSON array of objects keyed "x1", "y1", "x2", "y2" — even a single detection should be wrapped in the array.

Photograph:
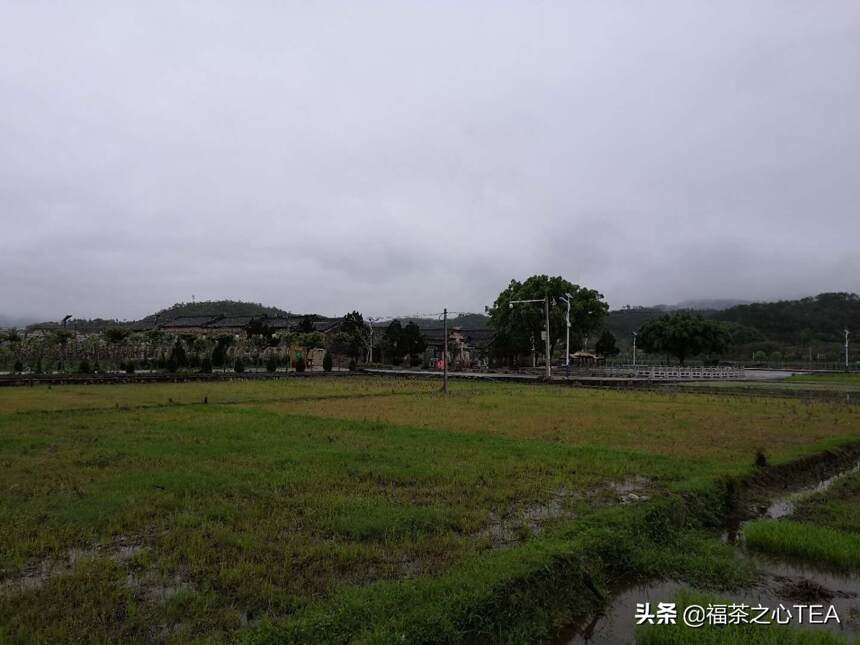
[
  {"x1": 510, "y1": 297, "x2": 551, "y2": 380},
  {"x1": 559, "y1": 294, "x2": 572, "y2": 367},
  {"x1": 366, "y1": 317, "x2": 381, "y2": 364},
  {"x1": 443, "y1": 308, "x2": 448, "y2": 394},
  {"x1": 632, "y1": 331, "x2": 638, "y2": 367},
  {"x1": 558, "y1": 293, "x2": 573, "y2": 379},
  {"x1": 846, "y1": 329, "x2": 850, "y2": 372},
  {"x1": 544, "y1": 297, "x2": 551, "y2": 379},
  {"x1": 60, "y1": 315, "x2": 72, "y2": 373}
]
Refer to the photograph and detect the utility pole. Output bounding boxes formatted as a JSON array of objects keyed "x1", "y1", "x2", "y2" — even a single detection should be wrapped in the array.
[
  {"x1": 544, "y1": 296, "x2": 551, "y2": 380},
  {"x1": 559, "y1": 293, "x2": 572, "y2": 378},
  {"x1": 632, "y1": 331, "x2": 638, "y2": 367},
  {"x1": 443, "y1": 308, "x2": 448, "y2": 394},
  {"x1": 846, "y1": 329, "x2": 851, "y2": 371},
  {"x1": 510, "y1": 297, "x2": 552, "y2": 380}
]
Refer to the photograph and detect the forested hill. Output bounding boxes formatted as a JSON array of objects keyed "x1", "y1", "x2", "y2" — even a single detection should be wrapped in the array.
[
  {"x1": 606, "y1": 293, "x2": 859, "y2": 355},
  {"x1": 607, "y1": 308, "x2": 667, "y2": 341},
  {"x1": 712, "y1": 293, "x2": 859, "y2": 344},
  {"x1": 140, "y1": 300, "x2": 291, "y2": 323}
]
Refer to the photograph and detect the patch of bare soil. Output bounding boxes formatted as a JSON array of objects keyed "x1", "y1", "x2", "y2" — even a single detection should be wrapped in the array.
[
  {"x1": 0, "y1": 535, "x2": 148, "y2": 594},
  {"x1": 773, "y1": 575, "x2": 858, "y2": 603},
  {"x1": 480, "y1": 476, "x2": 652, "y2": 548}
]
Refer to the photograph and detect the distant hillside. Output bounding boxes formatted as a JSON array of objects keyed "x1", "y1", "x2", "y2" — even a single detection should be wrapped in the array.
[
  {"x1": 606, "y1": 293, "x2": 859, "y2": 360},
  {"x1": 668, "y1": 298, "x2": 751, "y2": 311},
  {"x1": 606, "y1": 300, "x2": 749, "y2": 341},
  {"x1": 713, "y1": 292, "x2": 859, "y2": 344},
  {"x1": 0, "y1": 315, "x2": 39, "y2": 329},
  {"x1": 607, "y1": 307, "x2": 669, "y2": 342},
  {"x1": 376, "y1": 313, "x2": 490, "y2": 329},
  {"x1": 25, "y1": 301, "x2": 294, "y2": 333},
  {"x1": 140, "y1": 300, "x2": 291, "y2": 323}
]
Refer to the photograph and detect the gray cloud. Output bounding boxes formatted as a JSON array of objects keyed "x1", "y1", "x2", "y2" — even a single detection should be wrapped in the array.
[{"x1": 2, "y1": 1, "x2": 859, "y2": 321}]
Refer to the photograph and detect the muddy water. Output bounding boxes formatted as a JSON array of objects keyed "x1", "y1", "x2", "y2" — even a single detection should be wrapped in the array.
[
  {"x1": 562, "y1": 461, "x2": 860, "y2": 644},
  {"x1": 764, "y1": 462, "x2": 860, "y2": 520},
  {"x1": 564, "y1": 565, "x2": 860, "y2": 644}
]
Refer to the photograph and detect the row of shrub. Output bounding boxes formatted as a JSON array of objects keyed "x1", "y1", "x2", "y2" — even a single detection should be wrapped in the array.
[{"x1": 7, "y1": 354, "x2": 360, "y2": 375}]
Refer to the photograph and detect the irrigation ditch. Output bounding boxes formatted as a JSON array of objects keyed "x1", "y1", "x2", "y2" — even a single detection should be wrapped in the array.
[{"x1": 556, "y1": 444, "x2": 860, "y2": 644}]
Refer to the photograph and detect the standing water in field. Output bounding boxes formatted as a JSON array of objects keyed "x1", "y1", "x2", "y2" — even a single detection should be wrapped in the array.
[
  {"x1": 563, "y1": 564, "x2": 860, "y2": 644},
  {"x1": 562, "y1": 460, "x2": 860, "y2": 644},
  {"x1": 761, "y1": 461, "x2": 860, "y2": 521}
]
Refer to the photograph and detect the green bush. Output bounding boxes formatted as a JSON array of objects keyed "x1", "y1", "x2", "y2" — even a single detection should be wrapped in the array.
[
  {"x1": 266, "y1": 356, "x2": 278, "y2": 373},
  {"x1": 234, "y1": 358, "x2": 245, "y2": 373},
  {"x1": 12, "y1": 360, "x2": 23, "y2": 373},
  {"x1": 124, "y1": 360, "x2": 135, "y2": 374},
  {"x1": 348, "y1": 358, "x2": 357, "y2": 371},
  {"x1": 323, "y1": 353, "x2": 333, "y2": 372},
  {"x1": 169, "y1": 339, "x2": 187, "y2": 368},
  {"x1": 200, "y1": 357, "x2": 212, "y2": 373}
]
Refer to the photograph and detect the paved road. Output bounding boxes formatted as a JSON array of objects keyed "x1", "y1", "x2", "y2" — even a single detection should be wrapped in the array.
[
  {"x1": 361, "y1": 368, "x2": 744, "y2": 384},
  {"x1": 740, "y1": 369, "x2": 800, "y2": 380}
]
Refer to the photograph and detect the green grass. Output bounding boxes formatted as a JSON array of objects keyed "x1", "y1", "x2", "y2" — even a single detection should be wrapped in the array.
[
  {"x1": 743, "y1": 469, "x2": 860, "y2": 569},
  {"x1": 744, "y1": 520, "x2": 860, "y2": 569},
  {"x1": 681, "y1": 376, "x2": 860, "y2": 395},
  {"x1": 786, "y1": 373, "x2": 860, "y2": 383},
  {"x1": 0, "y1": 377, "x2": 858, "y2": 642},
  {"x1": 793, "y1": 471, "x2": 860, "y2": 534},
  {"x1": 637, "y1": 590, "x2": 847, "y2": 644}
]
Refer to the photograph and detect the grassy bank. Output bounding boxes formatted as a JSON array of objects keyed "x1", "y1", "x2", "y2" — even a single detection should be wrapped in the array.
[
  {"x1": 1, "y1": 378, "x2": 858, "y2": 641},
  {"x1": 744, "y1": 469, "x2": 860, "y2": 569},
  {"x1": 793, "y1": 471, "x2": 860, "y2": 533},
  {"x1": 785, "y1": 373, "x2": 860, "y2": 384}
]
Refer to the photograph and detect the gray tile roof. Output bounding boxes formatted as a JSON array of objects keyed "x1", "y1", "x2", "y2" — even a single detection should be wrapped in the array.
[{"x1": 162, "y1": 316, "x2": 220, "y2": 328}]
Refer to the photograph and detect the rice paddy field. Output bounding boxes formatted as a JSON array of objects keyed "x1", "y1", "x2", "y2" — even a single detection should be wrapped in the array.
[
  {"x1": 681, "y1": 371, "x2": 860, "y2": 396},
  {"x1": 745, "y1": 468, "x2": 860, "y2": 569},
  {"x1": 1, "y1": 376, "x2": 859, "y2": 643}
]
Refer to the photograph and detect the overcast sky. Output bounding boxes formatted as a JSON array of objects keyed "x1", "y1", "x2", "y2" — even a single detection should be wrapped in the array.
[{"x1": 2, "y1": 2, "x2": 859, "y2": 321}]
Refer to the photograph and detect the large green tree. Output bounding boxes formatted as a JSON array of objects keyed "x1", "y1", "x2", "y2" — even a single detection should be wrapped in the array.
[
  {"x1": 638, "y1": 312, "x2": 729, "y2": 365},
  {"x1": 339, "y1": 311, "x2": 368, "y2": 361},
  {"x1": 102, "y1": 326, "x2": 130, "y2": 369},
  {"x1": 401, "y1": 322, "x2": 426, "y2": 366},
  {"x1": 488, "y1": 275, "x2": 608, "y2": 361},
  {"x1": 378, "y1": 320, "x2": 426, "y2": 366},
  {"x1": 382, "y1": 320, "x2": 404, "y2": 364},
  {"x1": 595, "y1": 330, "x2": 620, "y2": 357}
]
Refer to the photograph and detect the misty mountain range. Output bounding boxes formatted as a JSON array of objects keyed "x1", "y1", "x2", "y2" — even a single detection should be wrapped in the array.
[{"x1": 3, "y1": 298, "x2": 749, "y2": 330}]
